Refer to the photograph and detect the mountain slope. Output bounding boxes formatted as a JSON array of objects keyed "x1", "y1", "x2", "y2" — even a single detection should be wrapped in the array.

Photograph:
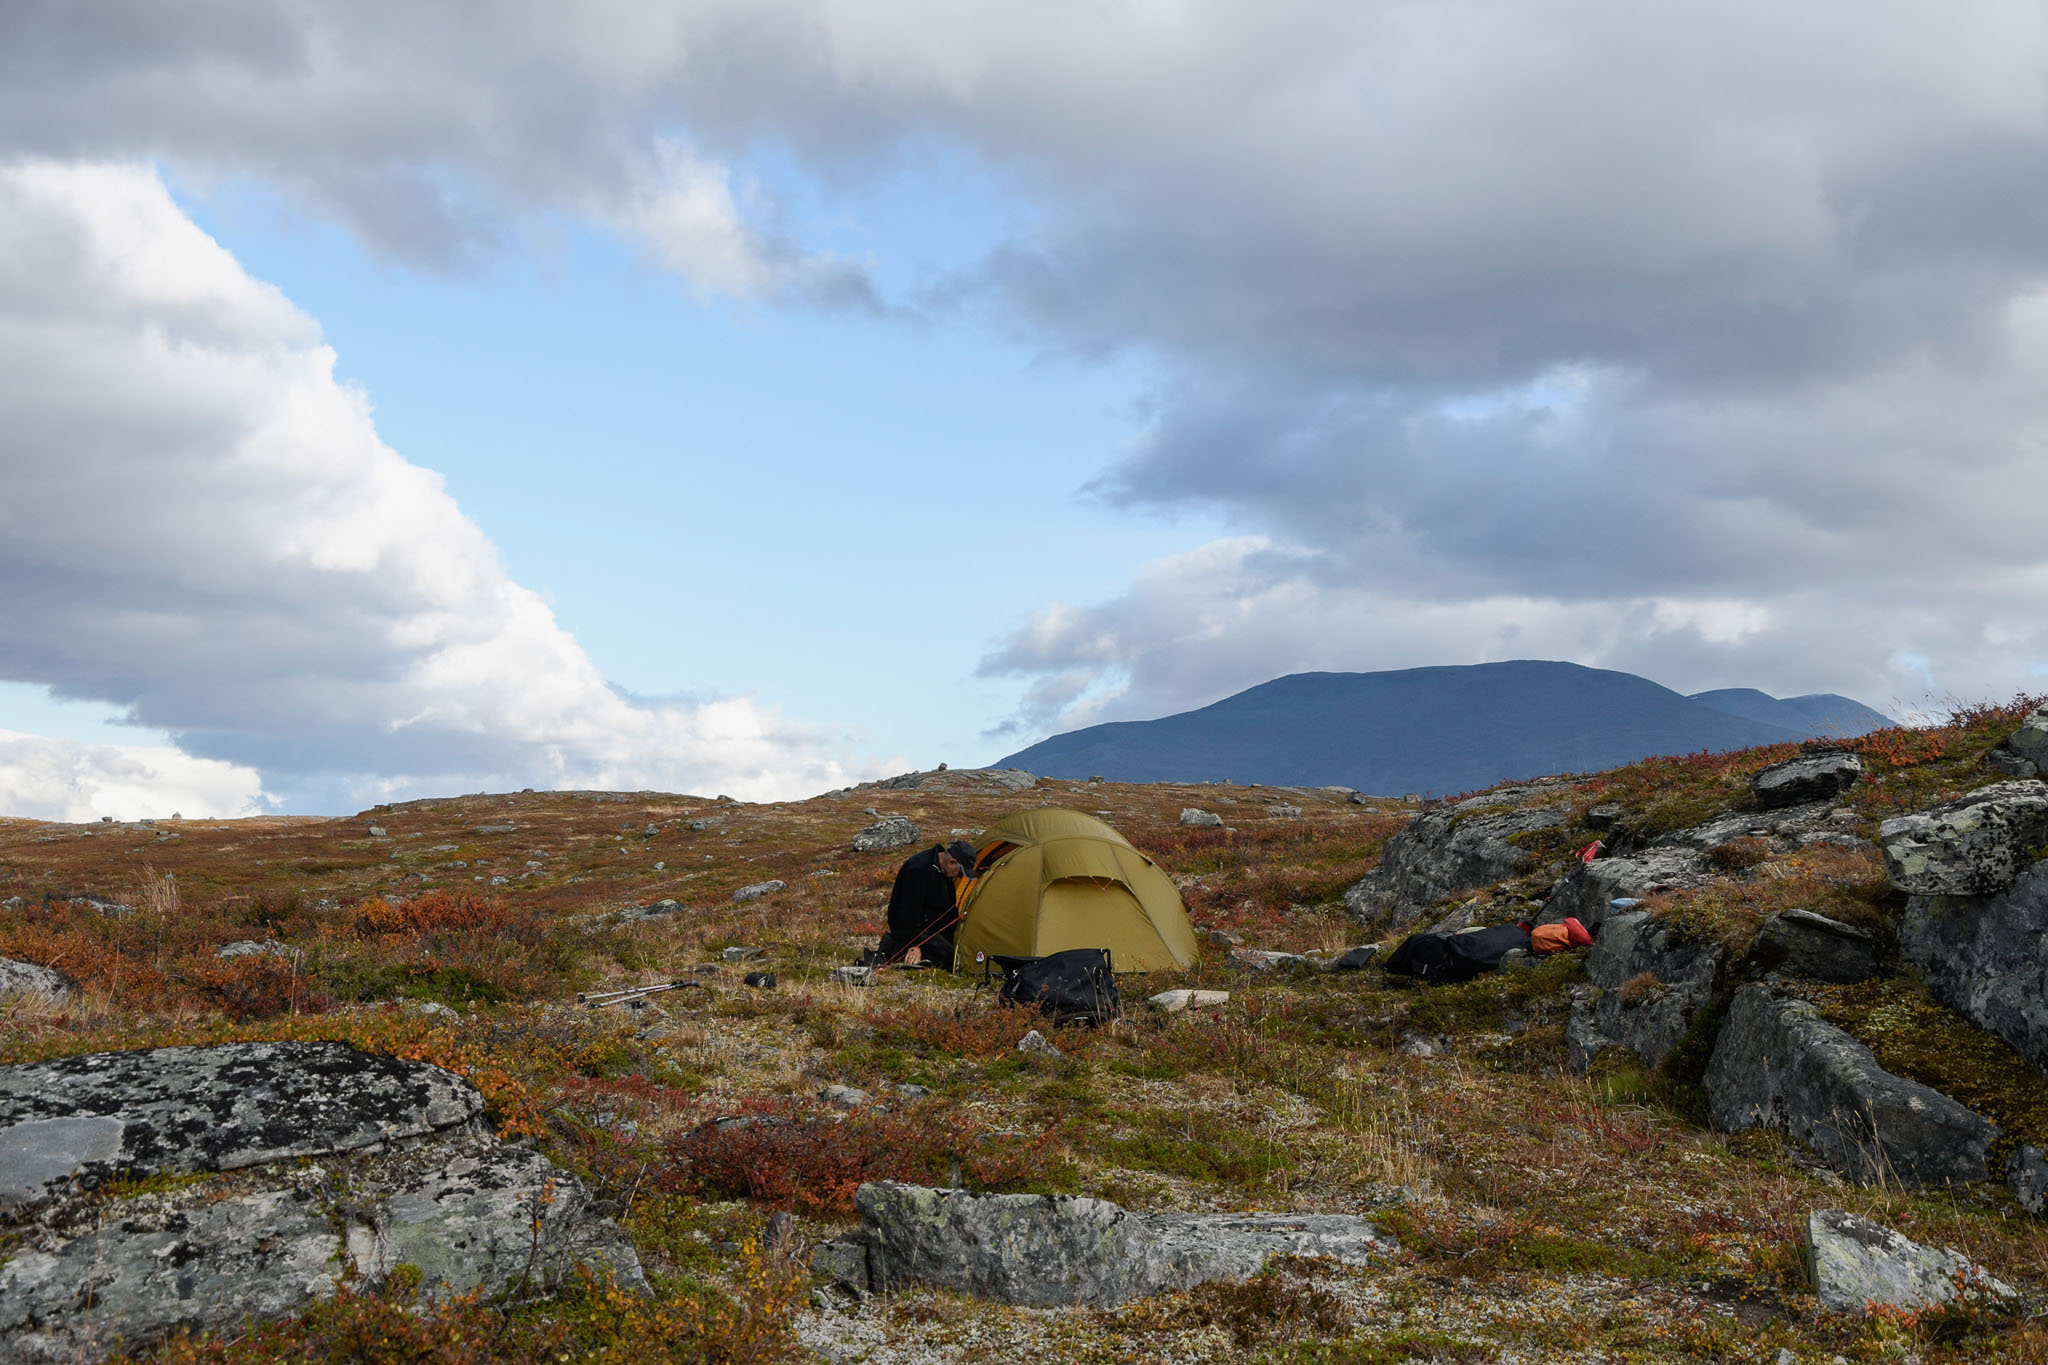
[
  {"x1": 993, "y1": 661, "x2": 1870, "y2": 795},
  {"x1": 1688, "y1": 687, "x2": 1894, "y2": 738}
]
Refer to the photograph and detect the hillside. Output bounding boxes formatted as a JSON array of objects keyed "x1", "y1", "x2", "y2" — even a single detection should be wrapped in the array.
[
  {"x1": 1, "y1": 703, "x2": 2045, "y2": 1365},
  {"x1": 1688, "y1": 686, "x2": 1895, "y2": 737},
  {"x1": 995, "y1": 660, "x2": 1891, "y2": 794}
]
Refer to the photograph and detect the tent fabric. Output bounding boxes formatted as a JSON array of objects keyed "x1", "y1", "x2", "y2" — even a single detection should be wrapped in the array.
[{"x1": 951, "y1": 809, "x2": 1198, "y2": 972}]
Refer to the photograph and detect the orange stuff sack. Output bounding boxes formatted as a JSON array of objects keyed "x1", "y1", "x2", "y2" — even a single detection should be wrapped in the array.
[{"x1": 1530, "y1": 917, "x2": 1592, "y2": 954}]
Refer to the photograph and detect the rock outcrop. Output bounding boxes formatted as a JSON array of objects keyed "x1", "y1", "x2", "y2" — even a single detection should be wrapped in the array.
[
  {"x1": 1344, "y1": 783, "x2": 1570, "y2": 928},
  {"x1": 1739, "y1": 909, "x2": 1879, "y2": 984},
  {"x1": 1897, "y1": 860, "x2": 2048, "y2": 1074},
  {"x1": 1806, "y1": 1209, "x2": 2016, "y2": 1315},
  {"x1": 1752, "y1": 752, "x2": 1863, "y2": 809},
  {"x1": 1704, "y1": 985, "x2": 1996, "y2": 1188},
  {"x1": 819, "y1": 1182, "x2": 1395, "y2": 1308},
  {"x1": 1543, "y1": 847, "x2": 1709, "y2": 935},
  {"x1": 2003, "y1": 705, "x2": 2048, "y2": 778},
  {"x1": 1878, "y1": 780, "x2": 2048, "y2": 896},
  {"x1": 852, "y1": 815, "x2": 921, "y2": 852},
  {"x1": 0, "y1": 1042, "x2": 643, "y2": 1362},
  {"x1": 1565, "y1": 910, "x2": 1722, "y2": 1073}
]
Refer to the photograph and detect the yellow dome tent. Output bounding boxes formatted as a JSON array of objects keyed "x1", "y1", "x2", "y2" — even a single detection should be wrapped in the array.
[{"x1": 951, "y1": 808, "x2": 1199, "y2": 972}]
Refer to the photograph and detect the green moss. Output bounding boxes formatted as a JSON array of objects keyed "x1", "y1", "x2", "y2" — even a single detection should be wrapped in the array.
[
  {"x1": 1803, "y1": 977, "x2": 2048, "y2": 1157},
  {"x1": 1654, "y1": 995, "x2": 1729, "y2": 1125}
]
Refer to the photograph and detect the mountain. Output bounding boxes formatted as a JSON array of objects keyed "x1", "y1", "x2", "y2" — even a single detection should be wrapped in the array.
[
  {"x1": 1687, "y1": 687, "x2": 1894, "y2": 738},
  {"x1": 993, "y1": 661, "x2": 1894, "y2": 796}
]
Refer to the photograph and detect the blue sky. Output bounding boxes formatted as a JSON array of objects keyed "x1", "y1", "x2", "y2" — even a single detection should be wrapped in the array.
[{"x1": 4, "y1": 2, "x2": 2048, "y2": 819}]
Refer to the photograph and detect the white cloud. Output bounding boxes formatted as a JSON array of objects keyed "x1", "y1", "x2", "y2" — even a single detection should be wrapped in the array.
[
  {"x1": 0, "y1": 160, "x2": 869, "y2": 812},
  {"x1": 0, "y1": 730, "x2": 265, "y2": 822}
]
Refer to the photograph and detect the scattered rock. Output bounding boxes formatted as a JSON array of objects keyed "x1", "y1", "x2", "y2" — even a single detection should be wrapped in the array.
[
  {"x1": 812, "y1": 1238, "x2": 871, "y2": 1293},
  {"x1": 722, "y1": 945, "x2": 765, "y2": 961},
  {"x1": 1805, "y1": 1208, "x2": 2016, "y2": 1315},
  {"x1": 214, "y1": 939, "x2": 301, "y2": 962},
  {"x1": 1752, "y1": 753, "x2": 1863, "y2": 809},
  {"x1": 2006, "y1": 705, "x2": 2048, "y2": 776},
  {"x1": 830, "y1": 966, "x2": 874, "y2": 987},
  {"x1": 471, "y1": 824, "x2": 518, "y2": 834},
  {"x1": 1328, "y1": 945, "x2": 1381, "y2": 971},
  {"x1": 408, "y1": 1000, "x2": 459, "y2": 1021},
  {"x1": 0, "y1": 959, "x2": 69, "y2": 1002},
  {"x1": 818, "y1": 1085, "x2": 872, "y2": 1110},
  {"x1": 1266, "y1": 804, "x2": 1303, "y2": 819},
  {"x1": 852, "y1": 815, "x2": 921, "y2": 852},
  {"x1": 1740, "y1": 909, "x2": 1879, "y2": 984},
  {"x1": 743, "y1": 971, "x2": 777, "y2": 989},
  {"x1": 1179, "y1": 809, "x2": 1224, "y2": 828},
  {"x1": 1344, "y1": 783, "x2": 1572, "y2": 928},
  {"x1": 1147, "y1": 989, "x2": 1230, "y2": 1014},
  {"x1": 1703, "y1": 984, "x2": 1997, "y2": 1187},
  {"x1": 1544, "y1": 847, "x2": 1710, "y2": 935},
  {"x1": 1585, "y1": 804, "x2": 1623, "y2": 831},
  {"x1": 1879, "y1": 780, "x2": 2048, "y2": 896},
  {"x1": 732, "y1": 880, "x2": 785, "y2": 902},
  {"x1": 1398, "y1": 1032, "x2": 1444, "y2": 1058},
  {"x1": 1016, "y1": 1030, "x2": 1061, "y2": 1057},
  {"x1": 1897, "y1": 858, "x2": 2048, "y2": 1072},
  {"x1": 1229, "y1": 948, "x2": 1315, "y2": 972},
  {"x1": 688, "y1": 817, "x2": 724, "y2": 832},
  {"x1": 1565, "y1": 911, "x2": 1723, "y2": 1073},
  {"x1": 367, "y1": 825, "x2": 388, "y2": 837},
  {"x1": 845, "y1": 1182, "x2": 1394, "y2": 1307},
  {"x1": 2008, "y1": 1145, "x2": 2048, "y2": 1215},
  {"x1": 1207, "y1": 928, "x2": 1240, "y2": 947}
]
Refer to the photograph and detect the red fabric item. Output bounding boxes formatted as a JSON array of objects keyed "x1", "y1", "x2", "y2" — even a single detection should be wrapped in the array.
[
  {"x1": 1565, "y1": 917, "x2": 1592, "y2": 947},
  {"x1": 1577, "y1": 840, "x2": 1604, "y2": 863}
]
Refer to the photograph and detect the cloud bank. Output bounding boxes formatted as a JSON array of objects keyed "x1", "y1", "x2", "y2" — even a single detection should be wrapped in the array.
[{"x1": 0, "y1": 161, "x2": 865, "y2": 813}]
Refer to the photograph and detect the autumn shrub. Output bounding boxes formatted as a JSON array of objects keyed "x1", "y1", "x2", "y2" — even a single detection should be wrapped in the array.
[
  {"x1": 1705, "y1": 838, "x2": 1771, "y2": 871},
  {"x1": 187, "y1": 952, "x2": 329, "y2": 1021}
]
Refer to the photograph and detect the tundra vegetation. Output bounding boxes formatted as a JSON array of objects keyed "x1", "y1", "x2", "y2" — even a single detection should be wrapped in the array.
[{"x1": 2, "y1": 701, "x2": 2046, "y2": 1362}]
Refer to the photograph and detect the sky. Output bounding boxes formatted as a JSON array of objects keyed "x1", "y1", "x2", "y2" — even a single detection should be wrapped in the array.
[{"x1": 4, "y1": 1, "x2": 2048, "y2": 821}]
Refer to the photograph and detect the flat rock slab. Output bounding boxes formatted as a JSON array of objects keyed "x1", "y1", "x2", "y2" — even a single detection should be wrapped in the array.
[
  {"x1": 1148, "y1": 989, "x2": 1230, "y2": 1014},
  {"x1": 1806, "y1": 1209, "x2": 2015, "y2": 1315},
  {"x1": 0, "y1": 1137, "x2": 646, "y2": 1364},
  {"x1": 1704, "y1": 985, "x2": 1995, "y2": 1188},
  {"x1": 0, "y1": 1041, "x2": 482, "y2": 1216},
  {"x1": 848, "y1": 1182, "x2": 1394, "y2": 1307},
  {"x1": 1879, "y1": 781, "x2": 2048, "y2": 896}
]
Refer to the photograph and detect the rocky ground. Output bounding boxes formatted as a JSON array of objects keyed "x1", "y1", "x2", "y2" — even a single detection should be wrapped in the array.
[{"x1": 1, "y1": 712, "x2": 2046, "y2": 1362}]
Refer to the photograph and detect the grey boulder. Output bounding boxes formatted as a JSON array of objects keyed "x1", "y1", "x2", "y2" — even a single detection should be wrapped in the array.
[
  {"x1": 1704, "y1": 985, "x2": 1996, "y2": 1187},
  {"x1": 1805, "y1": 1209, "x2": 2016, "y2": 1315},
  {"x1": 1344, "y1": 784, "x2": 1571, "y2": 928},
  {"x1": 732, "y1": 879, "x2": 785, "y2": 901},
  {"x1": 1178, "y1": 809, "x2": 1224, "y2": 828},
  {"x1": 1542, "y1": 847, "x2": 1708, "y2": 936},
  {"x1": 852, "y1": 815, "x2": 921, "y2": 852},
  {"x1": 845, "y1": 1182, "x2": 1394, "y2": 1307},
  {"x1": 1740, "y1": 909, "x2": 1879, "y2": 984},
  {"x1": 1897, "y1": 859, "x2": 2048, "y2": 1073},
  {"x1": 1878, "y1": 780, "x2": 2048, "y2": 896},
  {"x1": 2007, "y1": 705, "x2": 2048, "y2": 777},
  {"x1": 1752, "y1": 753, "x2": 1863, "y2": 809},
  {"x1": 1566, "y1": 910, "x2": 1723, "y2": 1072},
  {"x1": 0, "y1": 959, "x2": 69, "y2": 1002}
]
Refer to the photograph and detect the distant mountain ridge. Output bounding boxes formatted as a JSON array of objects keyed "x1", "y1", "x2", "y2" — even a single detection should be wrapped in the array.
[{"x1": 992, "y1": 661, "x2": 1895, "y2": 797}]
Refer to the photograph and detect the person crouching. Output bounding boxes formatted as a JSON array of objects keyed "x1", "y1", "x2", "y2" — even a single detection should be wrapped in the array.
[{"x1": 875, "y1": 839, "x2": 978, "y2": 968}]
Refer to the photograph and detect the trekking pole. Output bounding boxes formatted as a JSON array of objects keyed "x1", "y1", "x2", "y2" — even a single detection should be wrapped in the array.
[{"x1": 577, "y1": 980, "x2": 690, "y2": 1006}]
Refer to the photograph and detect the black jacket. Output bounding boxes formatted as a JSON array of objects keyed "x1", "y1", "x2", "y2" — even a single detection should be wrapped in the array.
[{"x1": 884, "y1": 845, "x2": 960, "y2": 953}]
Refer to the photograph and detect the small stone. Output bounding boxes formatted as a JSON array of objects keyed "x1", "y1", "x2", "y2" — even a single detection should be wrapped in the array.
[
  {"x1": 722, "y1": 946, "x2": 766, "y2": 961},
  {"x1": 1179, "y1": 809, "x2": 1224, "y2": 828},
  {"x1": 732, "y1": 880, "x2": 785, "y2": 902},
  {"x1": 1147, "y1": 989, "x2": 1230, "y2": 1015},
  {"x1": 888, "y1": 1082, "x2": 931, "y2": 1100},
  {"x1": 1207, "y1": 928, "x2": 1240, "y2": 947},
  {"x1": 214, "y1": 940, "x2": 301, "y2": 963},
  {"x1": 1017, "y1": 1030, "x2": 1062, "y2": 1057},
  {"x1": 643, "y1": 824, "x2": 659, "y2": 836},
  {"x1": 1398, "y1": 1032, "x2": 1442, "y2": 1058},
  {"x1": 818, "y1": 1085, "x2": 871, "y2": 1110},
  {"x1": 367, "y1": 825, "x2": 388, "y2": 837},
  {"x1": 1266, "y1": 804, "x2": 1303, "y2": 819},
  {"x1": 1328, "y1": 945, "x2": 1381, "y2": 971},
  {"x1": 831, "y1": 965, "x2": 875, "y2": 987}
]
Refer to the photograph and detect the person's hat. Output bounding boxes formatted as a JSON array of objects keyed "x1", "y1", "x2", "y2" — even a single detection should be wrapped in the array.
[
  {"x1": 1565, "y1": 917, "x2": 1592, "y2": 948},
  {"x1": 944, "y1": 840, "x2": 979, "y2": 874}
]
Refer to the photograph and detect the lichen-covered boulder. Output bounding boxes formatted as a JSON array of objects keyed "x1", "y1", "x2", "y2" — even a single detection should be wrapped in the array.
[
  {"x1": 0, "y1": 1042, "x2": 644, "y2": 1363},
  {"x1": 1898, "y1": 859, "x2": 2048, "y2": 1073},
  {"x1": 1704, "y1": 985, "x2": 1997, "y2": 1187},
  {"x1": 0, "y1": 1041, "x2": 482, "y2": 1215},
  {"x1": 1344, "y1": 783, "x2": 1571, "y2": 928},
  {"x1": 852, "y1": 815, "x2": 921, "y2": 852},
  {"x1": 850, "y1": 1182, "x2": 1394, "y2": 1307},
  {"x1": 0, "y1": 959, "x2": 69, "y2": 1003},
  {"x1": 2008, "y1": 706, "x2": 2048, "y2": 777},
  {"x1": 1806, "y1": 1209, "x2": 2016, "y2": 1315},
  {"x1": 1878, "y1": 781, "x2": 2048, "y2": 896},
  {"x1": 1566, "y1": 911, "x2": 1722, "y2": 1073}
]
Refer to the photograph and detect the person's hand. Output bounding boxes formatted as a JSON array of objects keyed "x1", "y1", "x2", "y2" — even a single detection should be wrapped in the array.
[{"x1": 903, "y1": 946, "x2": 922, "y2": 965}]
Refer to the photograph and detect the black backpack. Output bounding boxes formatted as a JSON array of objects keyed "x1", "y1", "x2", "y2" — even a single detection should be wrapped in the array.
[{"x1": 991, "y1": 948, "x2": 1122, "y2": 1025}]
